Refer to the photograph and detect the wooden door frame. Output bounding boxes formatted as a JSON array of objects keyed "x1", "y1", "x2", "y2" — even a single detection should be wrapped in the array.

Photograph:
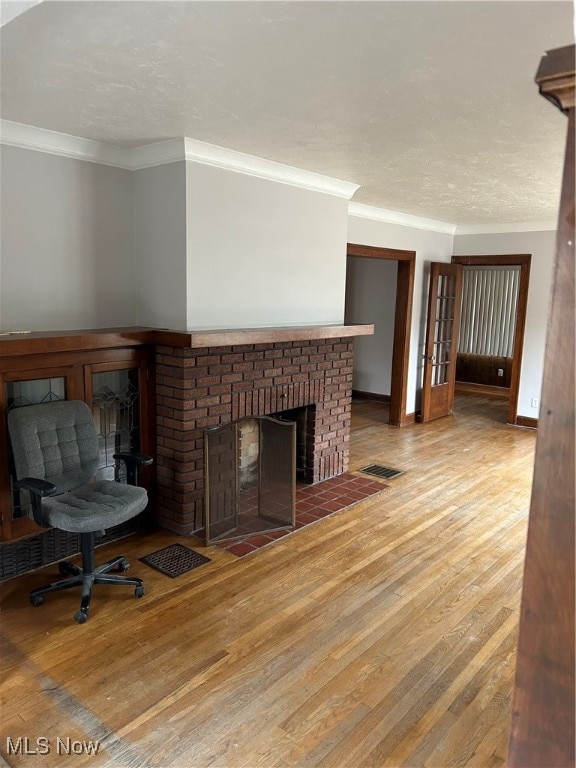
[
  {"x1": 451, "y1": 254, "x2": 531, "y2": 426},
  {"x1": 347, "y1": 243, "x2": 416, "y2": 427}
]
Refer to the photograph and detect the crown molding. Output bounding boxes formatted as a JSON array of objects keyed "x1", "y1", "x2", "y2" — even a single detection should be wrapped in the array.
[
  {"x1": 455, "y1": 221, "x2": 557, "y2": 235},
  {"x1": 348, "y1": 201, "x2": 457, "y2": 235},
  {"x1": 182, "y1": 138, "x2": 359, "y2": 199},
  {"x1": 348, "y1": 202, "x2": 557, "y2": 236},
  {"x1": 0, "y1": 120, "x2": 560, "y2": 221},
  {"x1": 0, "y1": 120, "x2": 360, "y2": 199},
  {"x1": 130, "y1": 138, "x2": 185, "y2": 170},
  {"x1": 0, "y1": 120, "x2": 131, "y2": 168}
]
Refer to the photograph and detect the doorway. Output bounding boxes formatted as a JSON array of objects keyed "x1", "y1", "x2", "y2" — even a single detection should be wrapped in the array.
[
  {"x1": 451, "y1": 254, "x2": 531, "y2": 426},
  {"x1": 345, "y1": 243, "x2": 416, "y2": 427}
]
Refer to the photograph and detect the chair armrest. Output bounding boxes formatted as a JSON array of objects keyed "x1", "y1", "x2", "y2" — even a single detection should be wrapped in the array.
[
  {"x1": 113, "y1": 451, "x2": 153, "y2": 467},
  {"x1": 14, "y1": 477, "x2": 57, "y2": 527},
  {"x1": 15, "y1": 477, "x2": 57, "y2": 497},
  {"x1": 113, "y1": 452, "x2": 153, "y2": 485}
]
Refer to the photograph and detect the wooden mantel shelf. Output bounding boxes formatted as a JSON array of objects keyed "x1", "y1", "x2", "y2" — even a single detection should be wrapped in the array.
[
  {"x1": 0, "y1": 324, "x2": 374, "y2": 357},
  {"x1": 153, "y1": 324, "x2": 374, "y2": 348}
]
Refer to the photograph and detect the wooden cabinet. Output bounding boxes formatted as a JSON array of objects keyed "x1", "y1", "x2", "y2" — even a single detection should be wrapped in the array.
[{"x1": 0, "y1": 335, "x2": 156, "y2": 547}]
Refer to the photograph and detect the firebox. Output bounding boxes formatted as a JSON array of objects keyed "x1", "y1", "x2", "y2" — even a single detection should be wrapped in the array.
[
  {"x1": 272, "y1": 406, "x2": 313, "y2": 481},
  {"x1": 204, "y1": 416, "x2": 296, "y2": 544}
]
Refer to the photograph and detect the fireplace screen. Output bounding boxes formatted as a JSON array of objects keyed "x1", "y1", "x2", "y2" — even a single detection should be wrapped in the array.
[{"x1": 204, "y1": 416, "x2": 296, "y2": 544}]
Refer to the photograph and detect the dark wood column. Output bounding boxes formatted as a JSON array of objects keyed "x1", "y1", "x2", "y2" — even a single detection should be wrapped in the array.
[{"x1": 508, "y1": 45, "x2": 575, "y2": 768}]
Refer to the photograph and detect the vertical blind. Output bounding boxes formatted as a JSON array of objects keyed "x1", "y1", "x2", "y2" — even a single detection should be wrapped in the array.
[{"x1": 458, "y1": 266, "x2": 520, "y2": 357}]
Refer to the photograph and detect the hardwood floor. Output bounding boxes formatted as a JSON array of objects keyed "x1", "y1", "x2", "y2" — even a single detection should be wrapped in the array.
[{"x1": 0, "y1": 393, "x2": 536, "y2": 768}]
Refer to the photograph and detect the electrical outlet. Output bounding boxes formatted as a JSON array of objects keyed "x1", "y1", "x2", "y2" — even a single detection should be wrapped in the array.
[
  {"x1": 531, "y1": 397, "x2": 539, "y2": 408},
  {"x1": 497, "y1": 368, "x2": 504, "y2": 377}
]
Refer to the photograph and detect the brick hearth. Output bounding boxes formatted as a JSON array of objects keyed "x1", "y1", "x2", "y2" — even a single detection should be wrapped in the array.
[{"x1": 155, "y1": 338, "x2": 354, "y2": 534}]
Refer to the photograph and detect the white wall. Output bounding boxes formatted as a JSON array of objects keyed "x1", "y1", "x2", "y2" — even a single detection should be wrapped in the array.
[
  {"x1": 0, "y1": 145, "x2": 136, "y2": 331},
  {"x1": 347, "y1": 214, "x2": 455, "y2": 414},
  {"x1": 345, "y1": 256, "x2": 397, "y2": 396},
  {"x1": 185, "y1": 162, "x2": 350, "y2": 329},
  {"x1": 453, "y1": 230, "x2": 556, "y2": 418},
  {"x1": 1, "y1": 146, "x2": 351, "y2": 333},
  {"x1": 133, "y1": 162, "x2": 188, "y2": 330}
]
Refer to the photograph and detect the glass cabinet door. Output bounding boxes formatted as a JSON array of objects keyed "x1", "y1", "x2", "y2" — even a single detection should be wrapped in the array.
[
  {"x1": 84, "y1": 357, "x2": 152, "y2": 491},
  {"x1": 0, "y1": 351, "x2": 153, "y2": 543},
  {"x1": 90, "y1": 367, "x2": 141, "y2": 482}
]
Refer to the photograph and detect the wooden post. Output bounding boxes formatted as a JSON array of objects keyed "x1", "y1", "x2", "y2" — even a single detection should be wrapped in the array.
[{"x1": 508, "y1": 45, "x2": 575, "y2": 768}]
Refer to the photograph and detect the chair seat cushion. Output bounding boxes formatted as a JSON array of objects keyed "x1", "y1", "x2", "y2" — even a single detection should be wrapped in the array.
[{"x1": 43, "y1": 480, "x2": 148, "y2": 533}]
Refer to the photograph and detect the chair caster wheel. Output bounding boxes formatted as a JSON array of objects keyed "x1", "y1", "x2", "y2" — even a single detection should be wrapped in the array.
[
  {"x1": 58, "y1": 561, "x2": 76, "y2": 576},
  {"x1": 74, "y1": 609, "x2": 89, "y2": 624},
  {"x1": 118, "y1": 559, "x2": 130, "y2": 572},
  {"x1": 30, "y1": 594, "x2": 44, "y2": 607},
  {"x1": 135, "y1": 586, "x2": 145, "y2": 598}
]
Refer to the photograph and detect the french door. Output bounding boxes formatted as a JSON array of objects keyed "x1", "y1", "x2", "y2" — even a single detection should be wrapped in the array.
[{"x1": 420, "y1": 262, "x2": 463, "y2": 422}]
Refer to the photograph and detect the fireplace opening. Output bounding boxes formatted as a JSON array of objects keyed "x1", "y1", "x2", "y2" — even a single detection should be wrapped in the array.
[
  {"x1": 271, "y1": 405, "x2": 313, "y2": 482},
  {"x1": 204, "y1": 416, "x2": 296, "y2": 544}
]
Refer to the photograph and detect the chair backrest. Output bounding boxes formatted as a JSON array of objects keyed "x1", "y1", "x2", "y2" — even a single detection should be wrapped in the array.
[{"x1": 8, "y1": 400, "x2": 100, "y2": 494}]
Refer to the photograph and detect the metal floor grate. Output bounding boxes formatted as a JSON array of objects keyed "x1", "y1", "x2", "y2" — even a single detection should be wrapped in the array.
[
  {"x1": 360, "y1": 464, "x2": 404, "y2": 480},
  {"x1": 140, "y1": 544, "x2": 211, "y2": 578}
]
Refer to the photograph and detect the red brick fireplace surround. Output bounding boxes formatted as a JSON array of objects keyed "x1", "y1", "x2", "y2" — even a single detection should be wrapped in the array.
[{"x1": 153, "y1": 325, "x2": 373, "y2": 534}]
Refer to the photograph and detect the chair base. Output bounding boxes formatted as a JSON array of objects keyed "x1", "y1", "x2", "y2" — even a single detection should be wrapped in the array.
[{"x1": 30, "y1": 551, "x2": 145, "y2": 623}]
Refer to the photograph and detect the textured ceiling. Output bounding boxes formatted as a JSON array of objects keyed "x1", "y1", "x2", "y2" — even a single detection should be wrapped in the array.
[{"x1": 1, "y1": 1, "x2": 573, "y2": 224}]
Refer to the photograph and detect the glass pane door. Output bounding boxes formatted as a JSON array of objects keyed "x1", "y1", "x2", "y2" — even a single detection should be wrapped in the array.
[{"x1": 91, "y1": 368, "x2": 141, "y2": 482}]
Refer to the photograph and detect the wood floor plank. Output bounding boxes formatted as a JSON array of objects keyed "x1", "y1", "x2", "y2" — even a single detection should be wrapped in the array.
[
  {"x1": 315, "y1": 609, "x2": 518, "y2": 768},
  {"x1": 0, "y1": 394, "x2": 535, "y2": 767}
]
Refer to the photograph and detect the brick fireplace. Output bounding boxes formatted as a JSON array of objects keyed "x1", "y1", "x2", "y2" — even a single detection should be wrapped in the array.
[{"x1": 153, "y1": 328, "x2": 367, "y2": 535}]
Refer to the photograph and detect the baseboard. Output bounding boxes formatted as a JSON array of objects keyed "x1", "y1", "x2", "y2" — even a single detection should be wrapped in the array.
[
  {"x1": 402, "y1": 412, "x2": 417, "y2": 425},
  {"x1": 515, "y1": 415, "x2": 539, "y2": 429},
  {"x1": 456, "y1": 381, "x2": 510, "y2": 398},
  {"x1": 352, "y1": 390, "x2": 391, "y2": 403}
]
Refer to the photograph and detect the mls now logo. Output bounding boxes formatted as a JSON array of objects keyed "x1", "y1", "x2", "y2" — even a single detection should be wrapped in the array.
[{"x1": 6, "y1": 736, "x2": 100, "y2": 756}]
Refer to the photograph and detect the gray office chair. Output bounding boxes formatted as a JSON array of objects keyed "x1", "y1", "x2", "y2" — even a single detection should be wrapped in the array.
[{"x1": 8, "y1": 400, "x2": 152, "y2": 623}]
